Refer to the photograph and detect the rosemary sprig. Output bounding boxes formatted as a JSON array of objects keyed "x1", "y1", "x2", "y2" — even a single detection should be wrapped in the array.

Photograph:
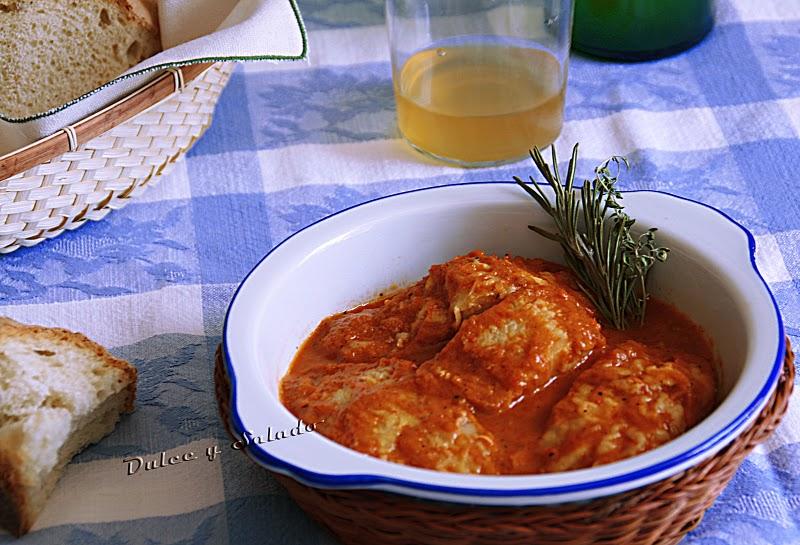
[{"x1": 513, "y1": 144, "x2": 669, "y2": 329}]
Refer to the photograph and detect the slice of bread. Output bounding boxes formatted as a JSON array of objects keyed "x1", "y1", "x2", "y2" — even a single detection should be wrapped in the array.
[
  {"x1": 0, "y1": 318, "x2": 136, "y2": 536},
  {"x1": 0, "y1": 0, "x2": 161, "y2": 119}
]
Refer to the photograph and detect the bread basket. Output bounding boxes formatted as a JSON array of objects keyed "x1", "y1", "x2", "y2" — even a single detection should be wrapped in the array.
[
  {"x1": 215, "y1": 342, "x2": 794, "y2": 545},
  {"x1": 0, "y1": 62, "x2": 233, "y2": 254}
]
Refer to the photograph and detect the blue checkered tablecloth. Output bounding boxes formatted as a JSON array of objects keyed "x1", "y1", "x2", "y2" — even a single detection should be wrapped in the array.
[{"x1": 2, "y1": 0, "x2": 799, "y2": 543}]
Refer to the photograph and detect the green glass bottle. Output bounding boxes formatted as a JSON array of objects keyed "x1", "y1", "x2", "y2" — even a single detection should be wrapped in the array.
[{"x1": 572, "y1": 0, "x2": 715, "y2": 61}]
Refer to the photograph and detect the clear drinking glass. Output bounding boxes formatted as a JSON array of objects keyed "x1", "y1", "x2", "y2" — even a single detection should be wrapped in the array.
[{"x1": 386, "y1": 0, "x2": 574, "y2": 167}]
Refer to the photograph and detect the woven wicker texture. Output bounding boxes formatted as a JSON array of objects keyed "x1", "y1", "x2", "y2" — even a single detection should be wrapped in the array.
[
  {"x1": 214, "y1": 341, "x2": 794, "y2": 545},
  {"x1": 0, "y1": 63, "x2": 233, "y2": 254}
]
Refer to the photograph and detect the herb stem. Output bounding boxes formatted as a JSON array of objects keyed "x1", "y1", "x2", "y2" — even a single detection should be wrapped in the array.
[{"x1": 513, "y1": 144, "x2": 669, "y2": 329}]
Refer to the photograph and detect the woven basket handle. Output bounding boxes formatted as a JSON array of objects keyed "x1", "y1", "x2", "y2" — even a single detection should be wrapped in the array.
[{"x1": 0, "y1": 63, "x2": 215, "y2": 181}]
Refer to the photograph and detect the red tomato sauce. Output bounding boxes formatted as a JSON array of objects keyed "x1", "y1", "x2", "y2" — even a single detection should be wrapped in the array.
[{"x1": 280, "y1": 253, "x2": 718, "y2": 475}]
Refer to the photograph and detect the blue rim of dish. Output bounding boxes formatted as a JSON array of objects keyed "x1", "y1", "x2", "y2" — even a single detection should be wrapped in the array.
[{"x1": 222, "y1": 181, "x2": 786, "y2": 498}]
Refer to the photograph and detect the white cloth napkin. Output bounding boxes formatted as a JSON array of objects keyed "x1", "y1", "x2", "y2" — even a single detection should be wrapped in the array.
[{"x1": 0, "y1": 0, "x2": 306, "y2": 156}]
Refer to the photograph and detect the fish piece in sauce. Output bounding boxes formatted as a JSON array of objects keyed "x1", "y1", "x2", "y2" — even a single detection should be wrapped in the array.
[
  {"x1": 538, "y1": 341, "x2": 717, "y2": 472},
  {"x1": 281, "y1": 358, "x2": 416, "y2": 424},
  {"x1": 425, "y1": 250, "x2": 548, "y2": 328},
  {"x1": 318, "y1": 283, "x2": 452, "y2": 363},
  {"x1": 328, "y1": 378, "x2": 497, "y2": 474},
  {"x1": 417, "y1": 284, "x2": 605, "y2": 412}
]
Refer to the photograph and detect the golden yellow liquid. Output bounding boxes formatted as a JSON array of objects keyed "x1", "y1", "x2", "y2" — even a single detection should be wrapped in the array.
[{"x1": 394, "y1": 44, "x2": 566, "y2": 165}]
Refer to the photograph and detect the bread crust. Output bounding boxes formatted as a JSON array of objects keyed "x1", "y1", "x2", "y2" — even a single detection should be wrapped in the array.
[
  {"x1": 0, "y1": 317, "x2": 138, "y2": 536},
  {"x1": 0, "y1": 317, "x2": 137, "y2": 412},
  {"x1": 109, "y1": 0, "x2": 160, "y2": 36},
  {"x1": 0, "y1": 432, "x2": 30, "y2": 537}
]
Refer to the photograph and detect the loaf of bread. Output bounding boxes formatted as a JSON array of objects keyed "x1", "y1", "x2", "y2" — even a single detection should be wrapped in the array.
[
  {"x1": 0, "y1": 318, "x2": 137, "y2": 536},
  {"x1": 0, "y1": 0, "x2": 161, "y2": 119}
]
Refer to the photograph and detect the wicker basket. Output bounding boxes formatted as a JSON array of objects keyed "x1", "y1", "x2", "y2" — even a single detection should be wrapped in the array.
[
  {"x1": 0, "y1": 62, "x2": 234, "y2": 254},
  {"x1": 214, "y1": 341, "x2": 794, "y2": 545}
]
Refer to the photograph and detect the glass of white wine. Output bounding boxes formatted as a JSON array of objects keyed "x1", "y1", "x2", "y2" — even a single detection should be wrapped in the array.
[{"x1": 386, "y1": 0, "x2": 574, "y2": 167}]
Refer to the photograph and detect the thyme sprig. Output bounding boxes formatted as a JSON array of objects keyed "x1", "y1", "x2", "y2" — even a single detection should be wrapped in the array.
[{"x1": 513, "y1": 144, "x2": 669, "y2": 329}]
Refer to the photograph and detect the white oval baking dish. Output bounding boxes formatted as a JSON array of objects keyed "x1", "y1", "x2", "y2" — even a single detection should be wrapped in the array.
[{"x1": 222, "y1": 182, "x2": 784, "y2": 506}]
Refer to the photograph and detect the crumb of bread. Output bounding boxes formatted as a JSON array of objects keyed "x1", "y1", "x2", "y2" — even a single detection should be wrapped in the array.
[
  {"x1": 0, "y1": 0, "x2": 161, "y2": 118},
  {"x1": 0, "y1": 317, "x2": 136, "y2": 536}
]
